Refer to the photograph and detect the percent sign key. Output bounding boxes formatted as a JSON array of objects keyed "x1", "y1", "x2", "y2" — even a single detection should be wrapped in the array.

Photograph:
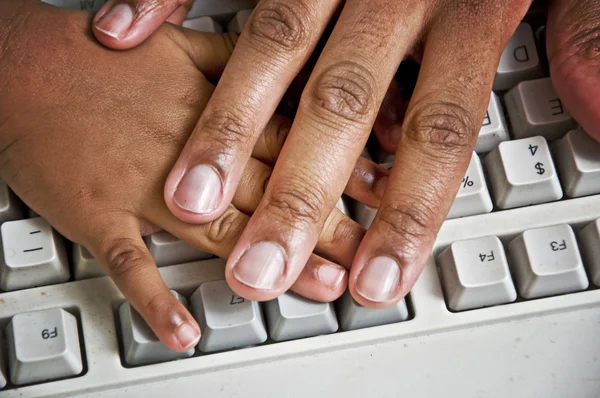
[{"x1": 462, "y1": 176, "x2": 475, "y2": 189}]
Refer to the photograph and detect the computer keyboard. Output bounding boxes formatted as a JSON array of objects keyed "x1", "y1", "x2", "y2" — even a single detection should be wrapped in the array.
[{"x1": 1, "y1": 1, "x2": 600, "y2": 397}]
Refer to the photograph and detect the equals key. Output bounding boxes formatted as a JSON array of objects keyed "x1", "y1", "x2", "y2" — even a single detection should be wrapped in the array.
[{"x1": 0, "y1": 217, "x2": 69, "y2": 291}]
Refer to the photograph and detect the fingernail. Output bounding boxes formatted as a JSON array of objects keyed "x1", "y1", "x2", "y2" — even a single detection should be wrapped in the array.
[
  {"x1": 317, "y1": 264, "x2": 345, "y2": 290},
  {"x1": 95, "y1": 3, "x2": 134, "y2": 39},
  {"x1": 175, "y1": 322, "x2": 200, "y2": 349},
  {"x1": 356, "y1": 256, "x2": 401, "y2": 302},
  {"x1": 174, "y1": 165, "x2": 222, "y2": 214},
  {"x1": 233, "y1": 242, "x2": 285, "y2": 290}
]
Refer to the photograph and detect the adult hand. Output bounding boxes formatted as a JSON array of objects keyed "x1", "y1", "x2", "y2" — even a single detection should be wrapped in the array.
[{"x1": 0, "y1": 1, "x2": 387, "y2": 351}]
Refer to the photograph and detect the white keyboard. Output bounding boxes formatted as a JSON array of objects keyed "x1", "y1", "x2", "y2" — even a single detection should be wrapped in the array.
[{"x1": 3, "y1": 2, "x2": 600, "y2": 397}]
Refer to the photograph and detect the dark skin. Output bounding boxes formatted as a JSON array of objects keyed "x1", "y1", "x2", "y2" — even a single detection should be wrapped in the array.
[{"x1": 0, "y1": 0, "x2": 388, "y2": 352}]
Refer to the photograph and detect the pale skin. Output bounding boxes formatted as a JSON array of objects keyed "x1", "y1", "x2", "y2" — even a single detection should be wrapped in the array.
[
  {"x1": 92, "y1": 0, "x2": 600, "y2": 308},
  {"x1": 0, "y1": 0, "x2": 391, "y2": 351}
]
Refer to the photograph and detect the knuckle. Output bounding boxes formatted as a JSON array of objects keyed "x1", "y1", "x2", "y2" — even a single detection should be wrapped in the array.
[
  {"x1": 309, "y1": 61, "x2": 378, "y2": 126},
  {"x1": 404, "y1": 99, "x2": 477, "y2": 152},
  {"x1": 200, "y1": 108, "x2": 253, "y2": 148},
  {"x1": 376, "y1": 202, "x2": 433, "y2": 254},
  {"x1": 247, "y1": 0, "x2": 311, "y2": 52},
  {"x1": 205, "y1": 207, "x2": 246, "y2": 247},
  {"x1": 264, "y1": 179, "x2": 327, "y2": 228},
  {"x1": 104, "y1": 238, "x2": 150, "y2": 278}
]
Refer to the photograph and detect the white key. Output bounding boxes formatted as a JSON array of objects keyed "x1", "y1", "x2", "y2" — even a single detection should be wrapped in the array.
[
  {"x1": 182, "y1": 16, "x2": 222, "y2": 32},
  {"x1": 73, "y1": 244, "x2": 105, "y2": 280},
  {"x1": 494, "y1": 23, "x2": 544, "y2": 91},
  {"x1": 145, "y1": 231, "x2": 212, "y2": 267},
  {"x1": 0, "y1": 339, "x2": 7, "y2": 389},
  {"x1": 41, "y1": 0, "x2": 107, "y2": 11},
  {"x1": 119, "y1": 291, "x2": 194, "y2": 366},
  {"x1": 447, "y1": 152, "x2": 493, "y2": 219},
  {"x1": 554, "y1": 129, "x2": 600, "y2": 198},
  {"x1": 353, "y1": 161, "x2": 393, "y2": 228},
  {"x1": 187, "y1": 0, "x2": 256, "y2": 21},
  {"x1": 227, "y1": 9, "x2": 253, "y2": 33},
  {"x1": 0, "y1": 218, "x2": 69, "y2": 291},
  {"x1": 335, "y1": 197, "x2": 350, "y2": 216},
  {"x1": 578, "y1": 218, "x2": 600, "y2": 287},
  {"x1": 6, "y1": 308, "x2": 83, "y2": 385},
  {"x1": 485, "y1": 136, "x2": 562, "y2": 209},
  {"x1": 191, "y1": 280, "x2": 267, "y2": 352},
  {"x1": 508, "y1": 224, "x2": 588, "y2": 299},
  {"x1": 265, "y1": 292, "x2": 338, "y2": 341},
  {"x1": 0, "y1": 181, "x2": 24, "y2": 225},
  {"x1": 504, "y1": 77, "x2": 577, "y2": 140},
  {"x1": 476, "y1": 92, "x2": 509, "y2": 153},
  {"x1": 336, "y1": 290, "x2": 409, "y2": 331},
  {"x1": 438, "y1": 236, "x2": 516, "y2": 311}
]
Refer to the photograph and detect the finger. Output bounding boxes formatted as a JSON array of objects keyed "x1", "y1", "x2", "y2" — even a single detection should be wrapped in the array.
[
  {"x1": 349, "y1": 3, "x2": 529, "y2": 308},
  {"x1": 165, "y1": 4, "x2": 189, "y2": 25},
  {"x1": 86, "y1": 214, "x2": 200, "y2": 352},
  {"x1": 548, "y1": 0, "x2": 600, "y2": 141},
  {"x1": 163, "y1": 1, "x2": 341, "y2": 225},
  {"x1": 251, "y1": 114, "x2": 292, "y2": 166},
  {"x1": 373, "y1": 79, "x2": 405, "y2": 153},
  {"x1": 93, "y1": 0, "x2": 194, "y2": 50},
  {"x1": 223, "y1": 0, "x2": 422, "y2": 302},
  {"x1": 149, "y1": 205, "x2": 349, "y2": 301}
]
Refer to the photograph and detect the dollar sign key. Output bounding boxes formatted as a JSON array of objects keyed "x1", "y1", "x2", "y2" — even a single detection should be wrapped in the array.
[{"x1": 535, "y1": 162, "x2": 545, "y2": 175}]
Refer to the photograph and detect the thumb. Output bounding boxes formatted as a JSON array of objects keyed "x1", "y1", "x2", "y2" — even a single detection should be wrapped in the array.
[
  {"x1": 548, "y1": 0, "x2": 600, "y2": 141},
  {"x1": 93, "y1": 0, "x2": 194, "y2": 50}
]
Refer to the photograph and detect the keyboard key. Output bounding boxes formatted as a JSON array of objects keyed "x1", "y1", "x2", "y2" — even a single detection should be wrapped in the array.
[
  {"x1": 0, "y1": 181, "x2": 24, "y2": 225},
  {"x1": 187, "y1": 0, "x2": 256, "y2": 21},
  {"x1": 6, "y1": 308, "x2": 83, "y2": 385},
  {"x1": 476, "y1": 92, "x2": 509, "y2": 153},
  {"x1": 508, "y1": 224, "x2": 588, "y2": 299},
  {"x1": 578, "y1": 218, "x2": 600, "y2": 287},
  {"x1": 190, "y1": 280, "x2": 267, "y2": 353},
  {"x1": 438, "y1": 236, "x2": 516, "y2": 311},
  {"x1": 554, "y1": 129, "x2": 600, "y2": 198},
  {"x1": 182, "y1": 16, "x2": 222, "y2": 32},
  {"x1": 0, "y1": 217, "x2": 69, "y2": 291},
  {"x1": 41, "y1": 0, "x2": 107, "y2": 11},
  {"x1": 73, "y1": 244, "x2": 105, "y2": 280},
  {"x1": 119, "y1": 291, "x2": 194, "y2": 366},
  {"x1": 335, "y1": 290, "x2": 409, "y2": 331},
  {"x1": 227, "y1": 9, "x2": 253, "y2": 33},
  {"x1": 145, "y1": 231, "x2": 212, "y2": 267},
  {"x1": 447, "y1": 152, "x2": 493, "y2": 219},
  {"x1": 494, "y1": 23, "x2": 544, "y2": 91},
  {"x1": 504, "y1": 77, "x2": 577, "y2": 140},
  {"x1": 335, "y1": 197, "x2": 350, "y2": 216},
  {"x1": 0, "y1": 339, "x2": 6, "y2": 389},
  {"x1": 486, "y1": 136, "x2": 562, "y2": 209},
  {"x1": 265, "y1": 292, "x2": 338, "y2": 342}
]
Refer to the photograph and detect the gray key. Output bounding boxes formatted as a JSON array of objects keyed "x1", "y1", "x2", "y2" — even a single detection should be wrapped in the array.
[
  {"x1": 6, "y1": 308, "x2": 83, "y2": 385},
  {"x1": 504, "y1": 77, "x2": 577, "y2": 140},
  {"x1": 119, "y1": 291, "x2": 194, "y2": 366},
  {"x1": 508, "y1": 224, "x2": 588, "y2": 299},
  {"x1": 73, "y1": 244, "x2": 105, "y2": 280},
  {"x1": 0, "y1": 338, "x2": 6, "y2": 389},
  {"x1": 187, "y1": 0, "x2": 257, "y2": 22},
  {"x1": 554, "y1": 129, "x2": 600, "y2": 198},
  {"x1": 578, "y1": 218, "x2": 600, "y2": 287},
  {"x1": 336, "y1": 290, "x2": 409, "y2": 331},
  {"x1": 145, "y1": 231, "x2": 212, "y2": 267},
  {"x1": 438, "y1": 236, "x2": 516, "y2": 311},
  {"x1": 0, "y1": 217, "x2": 69, "y2": 291},
  {"x1": 476, "y1": 92, "x2": 509, "y2": 153},
  {"x1": 0, "y1": 181, "x2": 24, "y2": 225},
  {"x1": 265, "y1": 292, "x2": 338, "y2": 341},
  {"x1": 227, "y1": 9, "x2": 253, "y2": 33},
  {"x1": 182, "y1": 16, "x2": 222, "y2": 32},
  {"x1": 494, "y1": 23, "x2": 544, "y2": 91},
  {"x1": 191, "y1": 280, "x2": 267, "y2": 352},
  {"x1": 447, "y1": 152, "x2": 493, "y2": 219},
  {"x1": 41, "y1": 0, "x2": 107, "y2": 11}
]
